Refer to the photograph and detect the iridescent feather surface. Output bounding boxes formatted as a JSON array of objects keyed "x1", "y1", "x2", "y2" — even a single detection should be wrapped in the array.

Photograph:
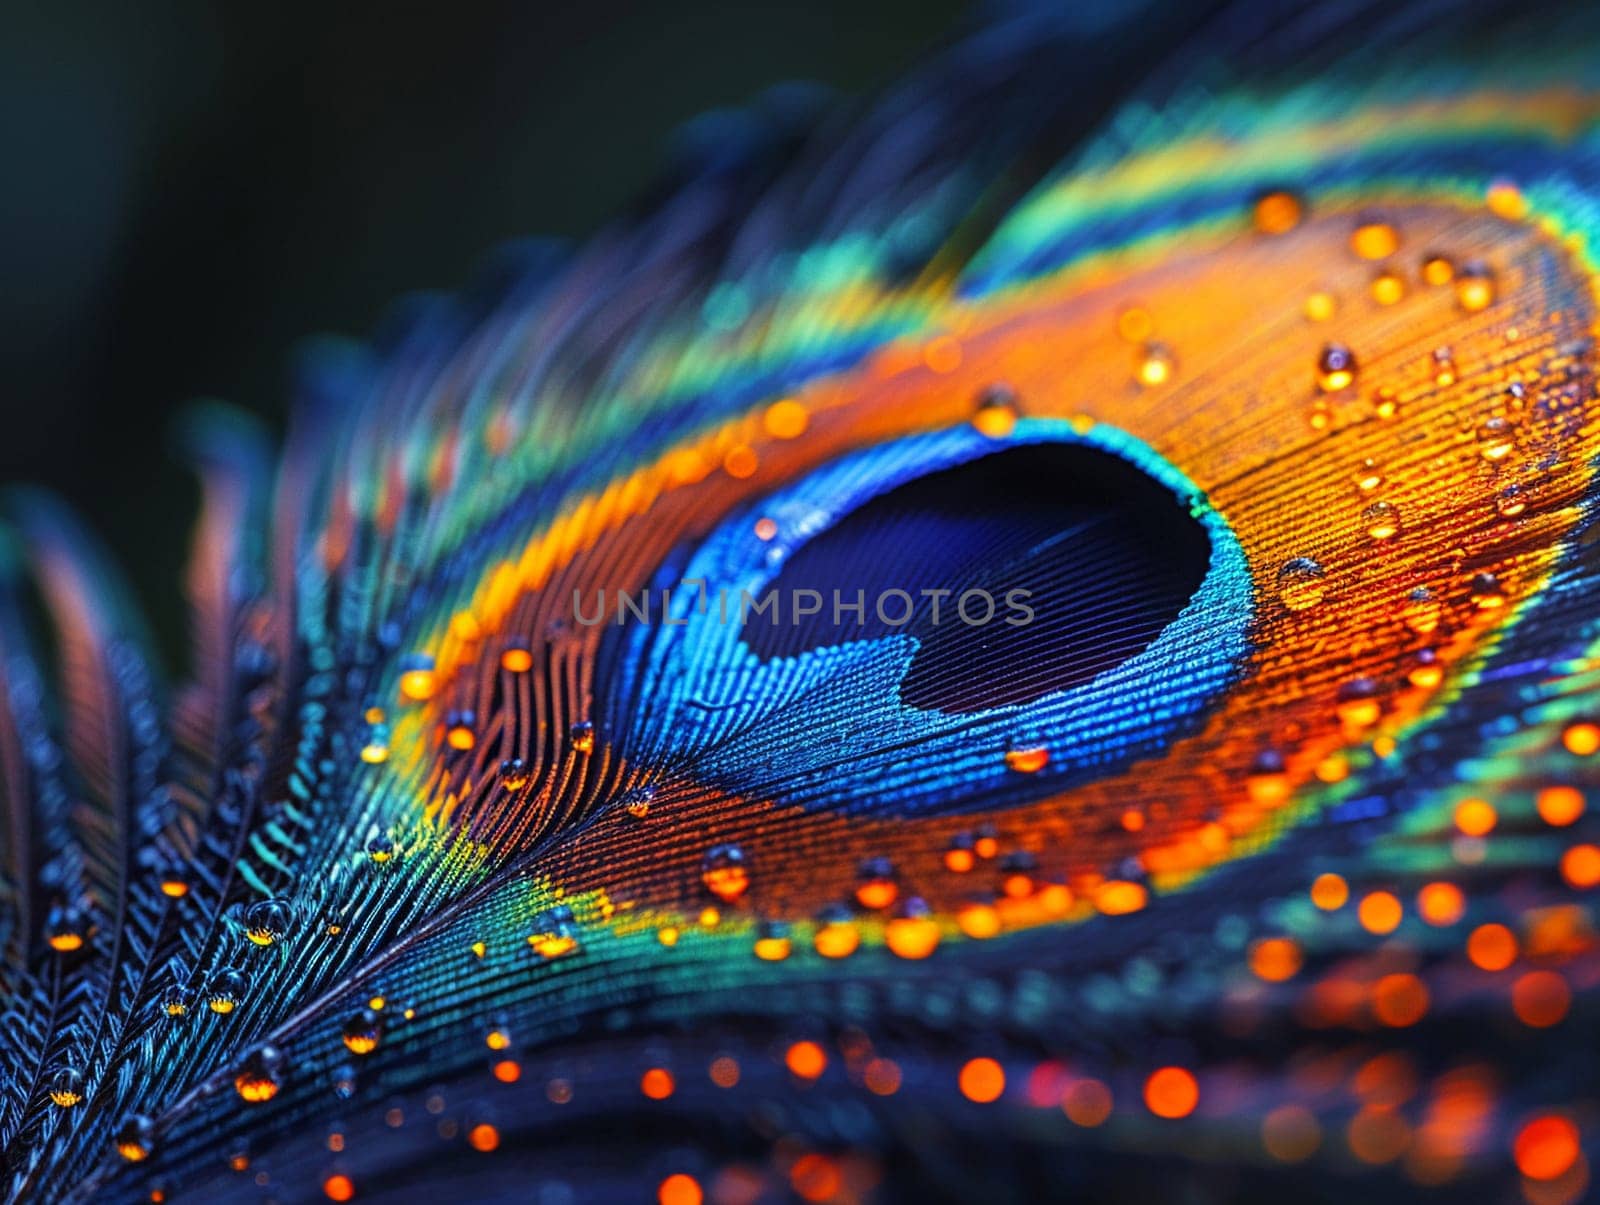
[{"x1": 5, "y1": 1, "x2": 1600, "y2": 1201}]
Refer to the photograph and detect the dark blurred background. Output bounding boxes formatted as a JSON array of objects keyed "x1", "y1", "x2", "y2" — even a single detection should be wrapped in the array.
[{"x1": 0, "y1": 0, "x2": 969, "y2": 667}]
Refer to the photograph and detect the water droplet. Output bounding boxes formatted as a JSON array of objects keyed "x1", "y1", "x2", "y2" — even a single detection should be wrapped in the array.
[
  {"x1": 398, "y1": 654, "x2": 437, "y2": 702},
  {"x1": 45, "y1": 904, "x2": 88, "y2": 953},
  {"x1": 1455, "y1": 261, "x2": 1496, "y2": 312},
  {"x1": 1351, "y1": 219, "x2": 1399, "y2": 260},
  {"x1": 1496, "y1": 484, "x2": 1528, "y2": 517},
  {"x1": 1421, "y1": 255, "x2": 1454, "y2": 286},
  {"x1": 500, "y1": 639, "x2": 533, "y2": 673},
  {"x1": 813, "y1": 905, "x2": 860, "y2": 959},
  {"x1": 528, "y1": 905, "x2": 579, "y2": 958},
  {"x1": 333, "y1": 1063, "x2": 359, "y2": 1099},
  {"x1": 1505, "y1": 381, "x2": 1528, "y2": 415},
  {"x1": 752, "y1": 920, "x2": 792, "y2": 962},
  {"x1": 1336, "y1": 678, "x2": 1382, "y2": 728},
  {"x1": 342, "y1": 1009, "x2": 382, "y2": 1056},
  {"x1": 366, "y1": 834, "x2": 395, "y2": 864},
  {"x1": 160, "y1": 983, "x2": 189, "y2": 1018},
  {"x1": 568, "y1": 720, "x2": 595, "y2": 754},
  {"x1": 972, "y1": 384, "x2": 1019, "y2": 438},
  {"x1": 499, "y1": 759, "x2": 529, "y2": 790},
  {"x1": 1477, "y1": 416, "x2": 1514, "y2": 462},
  {"x1": 1361, "y1": 501, "x2": 1401, "y2": 541},
  {"x1": 701, "y1": 844, "x2": 750, "y2": 902},
  {"x1": 1408, "y1": 649, "x2": 1443, "y2": 689},
  {"x1": 244, "y1": 899, "x2": 291, "y2": 947},
  {"x1": 885, "y1": 897, "x2": 940, "y2": 960},
  {"x1": 1253, "y1": 190, "x2": 1303, "y2": 234},
  {"x1": 1370, "y1": 270, "x2": 1405, "y2": 305},
  {"x1": 445, "y1": 710, "x2": 476, "y2": 751},
  {"x1": 1316, "y1": 344, "x2": 1357, "y2": 392},
  {"x1": 1135, "y1": 343, "x2": 1176, "y2": 387},
  {"x1": 1353, "y1": 458, "x2": 1385, "y2": 493},
  {"x1": 234, "y1": 1045, "x2": 284, "y2": 1103},
  {"x1": 1402, "y1": 587, "x2": 1442, "y2": 634},
  {"x1": 208, "y1": 968, "x2": 248, "y2": 1014},
  {"x1": 1470, "y1": 572, "x2": 1507, "y2": 610},
  {"x1": 1005, "y1": 746, "x2": 1050, "y2": 773},
  {"x1": 1247, "y1": 749, "x2": 1291, "y2": 805},
  {"x1": 855, "y1": 857, "x2": 899, "y2": 910},
  {"x1": 48, "y1": 1065, "x2": 85, "y2": 1108},
  {"x1": 1277, "y1": 557, "x2": 1326, "y2": 611},
  {"x1": 1432, "y1": 347, "x2": 1457, "y2": 386},
  {"x1": 1373, "y1": 385, "x2": 1400, "y2": 420},
  {"x1": 115, "y1": 1114, "x2": 156, "y2": 1162},
  {"x1": 621, "y1": 785, "x2": 655, "y2": 819}
]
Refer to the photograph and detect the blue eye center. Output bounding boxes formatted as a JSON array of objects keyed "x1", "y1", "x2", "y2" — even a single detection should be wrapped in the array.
[{"x1": 744, "y1": 441, "x2": 1213, "y2": 713}]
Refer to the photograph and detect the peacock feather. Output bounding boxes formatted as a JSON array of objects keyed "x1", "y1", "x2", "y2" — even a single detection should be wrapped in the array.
[{"x1": 4, "y1": 1, "x2": 1600, "y2": 1201}]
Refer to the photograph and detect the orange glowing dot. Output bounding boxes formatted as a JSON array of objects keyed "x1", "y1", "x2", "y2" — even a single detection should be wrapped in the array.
[
  {"x1": 1004, "y1": 746, "x2": 1049, "y2": 773},
  {"x1": 1262, "y1": 1104, "x2": 1322, "y2": 1163},
  {"x1": 959, "y1": 1058, "x2": 1005, "y2": 1104},
  {"x1": 492, "y1": 1060, "x2": 521, "y2": 1084},
  {"x1": 1310, "y1": 872, "x2": 1349, "y2": 910},
  {"x1": 1454, "y1": 798, "x2": 1497, "y2": 836},
  {"x1": 923, "y1": 336, "x2": 962, "y2": 374},
  {"x1": 855, "y1": 879, "x2": 898, "y2": 910},
  {"x1": 1120, "y1": 809, "x2": 1146, "y2": 832},
  {"x1": 722, "y1": 445, "x2": 758, "y2": 479},
  {"x1": 160, "y1": 878, "x2": 189, "y2": 898},
  {"x1": 1304, "y1": 291, "x2": 1337, "y2": 322},
  {"x1": 323, "y1": 1174, "x2": 355, "y2": 1202},
  {"x1": 1002, "y1": 874, "x2": 1033, "y2": 900},
  {"x1": 786, "y1": 1041, "x2": 827, "y2": 1080},
  {"x1": 709, "y1": 1056, "x2": 740, "y2": 1088},
  {"x1": 467, "y1": 1124, "x2": 499, "y2": 1153},
  {"x1": 657, "y1": 1174, "x2": 702, "y2": 1205},
  {"x1": 1370, "y1": 270, "x2": 1406, "y2": 305},
  {"x1": 1351, "y1": 221, "x2": 1399, "y2": 260},
  {"x1": 857, "y1": 1058, "x2": 896, "y2": 1096},
  {"x1": 753, "y1": 517, "x2": 778, "y2": 541},
  {"x1": 1248, "y1": 937, "x2": 1303, "y2": 982},
  {"x1": 762, "y1": 399, "x2": 808, "y2": 440},
  {"x1": 957, "y1": 902, "x2": 1001, "y2": 939},
  {"x1": 446, "y1": 725, "x2": 475, "y2": 751},
  {"x1": 813, "y1": 920, "x2": 859, "y2": 959},
  {"x1": 641, "y1": 1068, "x2": 675, "y2": 1100},
  {"x1": 1116, "y1": 306, "x2": 1152, "y2": 342},
  {"x1": 972, "y1": 399, "x2": 1017, "y2": 438},
  {"x1": 1253, "y1": 190, "x2": 1303, "y2": 234},
  {"x1": 1095, "y1": 880, "x2": 1148, "y2": 916},
  {"x1": 1358, "y1": 890, "x2": 1403, "y2": 935},
  {"x1": 944, "y1": 847, "x2": 975, "y2": 873},
  {"x1": 1537, "y1": 786, "x2": 1586, "y2": 827},
  {"x1": 500, "y1": 646, "x2": 533, "y2": 673},
  {"x1": 1372, "y1": 973, "x2": 1430, "y2": 1027},
  {"x1": 1563, "y1": 722, "x2": 1600, "y2": 756},
  {"x1": 1144, "y1": 1067, "x2": 1199, "y2": 1119},
  {"x1": 485, "y1": 1029, "x2": 511, "y2": 1051},
  {"x1": 1515, "y1": 1116, "x2": 1581, "y2": 1181},
  {"x1": 885, "y1": 914, "x2": 940, "y2": 960},
  {"x1": 399, "y1": 668, "x2": 436, "y2": 701},
  {"x1": 1062, "y1": 1078, "x2": 1113, "y2": 1127},
  {"x1": 1561, "y1": 843, "x2": 1600, "y2": 888},
  {"x1": 1417, "y1": 882, "x2": 1466, "y2": 926},
  {"x1": 1467, "y1": 922, "x2": 1518, "y2": 971},
  {"x1": 1512, "y1": 970, "x2": 1571, "y2": 1028},
  {"x1": 1487, "y1": 181, "x2": 1529, "y2": 221},
  {"x1": 789, "y1": 1154, "x2": 841, "y2": 1203}
]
